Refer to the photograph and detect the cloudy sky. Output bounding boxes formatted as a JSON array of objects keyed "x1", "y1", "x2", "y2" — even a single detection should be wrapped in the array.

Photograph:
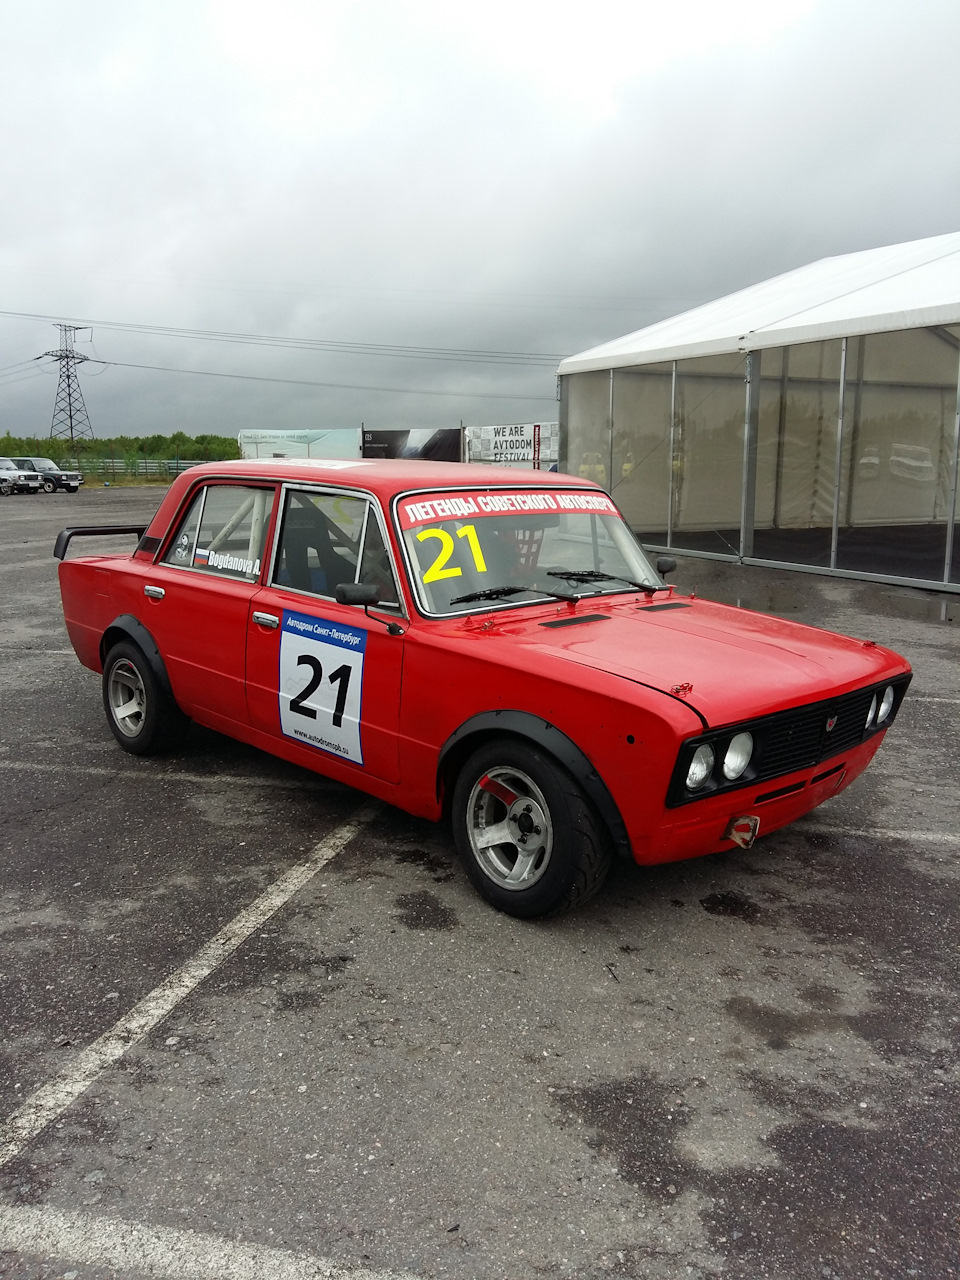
[{"x1": 1, "y1": 0, "x2": 959, "y2": 444}]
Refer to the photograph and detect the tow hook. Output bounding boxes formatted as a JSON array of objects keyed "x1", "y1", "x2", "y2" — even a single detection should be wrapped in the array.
[{"x1": 724, "y1": 815, "x2": 760, "y2": 849}]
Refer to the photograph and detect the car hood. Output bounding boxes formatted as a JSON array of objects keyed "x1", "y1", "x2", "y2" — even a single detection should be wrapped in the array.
[{"x1": 501, "y1": 596, "x2": 904, "y2": 727}]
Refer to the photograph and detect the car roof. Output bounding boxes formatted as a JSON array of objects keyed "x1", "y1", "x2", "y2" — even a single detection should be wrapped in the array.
[{"x1": 180, "y1": 457, "x2": 601, "y2": 500}]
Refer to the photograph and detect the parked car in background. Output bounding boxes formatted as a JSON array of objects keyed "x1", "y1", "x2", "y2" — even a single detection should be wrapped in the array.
[
  {"x1": 0, "y1": 457, "x2": 41, "y2": 494},
  {"x1": 13, "y1": 456, "x2": 83, "y2": 493},
  {"x1": 55, "y1": 458, "x2": 911, "y2": 918}
]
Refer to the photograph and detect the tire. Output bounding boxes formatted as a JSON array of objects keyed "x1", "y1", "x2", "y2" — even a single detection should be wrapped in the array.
[
  {"x1": 451, "y1": 739, "x2": 613, "y2": 918},
  {"x1": 67, "y1": 486, "x2": 79, "y2": 494},
  {"x1": 42, "y1": 479, "x2": 56, "y2": 493},
  {"x1": 102, "y1": 641, "x2": 189, "y2": 755}
]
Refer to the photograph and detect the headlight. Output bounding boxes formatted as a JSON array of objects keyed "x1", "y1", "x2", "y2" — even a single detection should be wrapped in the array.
[
  {"x1": 877, "y1": 685, "x2": 895, "y2": 723},
  {"x1": 722, "y1": 731, "x2": 754, "y2": 780},
  {"x1": 686, "y1": 743, "x2": 715, "y2": 789},
  {"x1": 865, "y1": 694, "x2": 877, "y2": 728}
]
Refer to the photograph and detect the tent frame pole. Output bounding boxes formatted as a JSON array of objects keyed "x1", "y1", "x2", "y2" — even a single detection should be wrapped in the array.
[
  {"x1": 739, "y1": 351, "x2": 760, "y2": 559},
  {"x1": 943, "y1": 355, "x2": 960, "y2": 584},
  {"x1": 829, "y1": 338, "x2": 849, "y2": 569}
]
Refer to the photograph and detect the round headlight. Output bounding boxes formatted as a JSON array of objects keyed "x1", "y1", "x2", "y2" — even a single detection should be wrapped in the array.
[
  {"x1": 722, "y1": 731, "x2": 754, "y2": 780},
  {"x1": 865, "y1": 694, "x2": 877, "y2": 728},
  {"x1": 686, "y1": 743, "x2": 715, "y2": 790},
  {"x1": 877, "y1": 685, "x2": 895, "y2": 723}
]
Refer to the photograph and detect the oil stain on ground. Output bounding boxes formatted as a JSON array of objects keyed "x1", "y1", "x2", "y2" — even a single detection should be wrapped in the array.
[
  {"x1": 393, "y1": 890, "x2": 459, "y2": 931},
  {"x1": 699, "y1": 890, "x2": 762, "y2": 923}
]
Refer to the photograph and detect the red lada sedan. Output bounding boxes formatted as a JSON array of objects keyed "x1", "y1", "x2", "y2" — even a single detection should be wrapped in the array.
[{"x1": 55, "y1": 459, "x2": 911, "y2": 917}]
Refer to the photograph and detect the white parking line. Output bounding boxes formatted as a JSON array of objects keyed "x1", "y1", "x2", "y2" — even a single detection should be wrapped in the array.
[
  {"x1": 0, "y1": 808, "x2": 375, "y2": 1169},
  {"x1": 0, "y1": 1204, "x2": 417, "y2": 1280}
]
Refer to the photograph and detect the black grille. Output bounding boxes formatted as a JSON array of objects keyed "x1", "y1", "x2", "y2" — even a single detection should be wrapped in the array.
[
  {"x1": 667, "y1": 674, "x2": 911, "y2": 807},
  {"x1": 754, "y1": 685, "x2": 879, "y2": 780}
]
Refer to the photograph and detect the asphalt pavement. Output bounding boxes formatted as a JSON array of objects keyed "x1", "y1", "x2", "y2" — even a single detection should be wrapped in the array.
[{"x1": 1, "y1": 485, "x2": 958, "y2": 1280}]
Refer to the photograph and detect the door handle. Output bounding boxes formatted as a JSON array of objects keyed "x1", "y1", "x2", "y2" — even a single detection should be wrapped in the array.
[
  {"x1": 144, "y1": 584, "x2": 165, "y2": 599},
  {"x1": 253, "y1": 611, "x2": 280, "y2": 629}
]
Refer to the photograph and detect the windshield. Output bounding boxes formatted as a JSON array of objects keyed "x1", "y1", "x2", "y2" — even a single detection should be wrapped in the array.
[
  {"x1": 0, "y1": 458, "x2": 17, "y2": 469},
  {"x1": 31, "y1": 458, "x2": 57, "y2": 470},
  {"x1": 396, "y1": 486, "x2": 662, "y2": 616}
]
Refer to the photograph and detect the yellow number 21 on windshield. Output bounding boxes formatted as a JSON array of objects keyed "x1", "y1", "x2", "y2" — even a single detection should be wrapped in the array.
[{"x1": 417, "y1": 524, "x2": 488, "y2": 583}]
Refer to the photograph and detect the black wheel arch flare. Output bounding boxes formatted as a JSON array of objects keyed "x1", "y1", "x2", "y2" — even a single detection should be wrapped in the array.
[
  {"x1": 437, "y1": 710, "x2": 632, "y2": 858},
  {"x1": 100, "y1": 615, "x2": 176, "y2": 701}
]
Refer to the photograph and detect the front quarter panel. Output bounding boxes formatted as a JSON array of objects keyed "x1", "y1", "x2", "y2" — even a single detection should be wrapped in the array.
[{"x1": 398, "y1": 620, "x2": 702, "y2": 859}]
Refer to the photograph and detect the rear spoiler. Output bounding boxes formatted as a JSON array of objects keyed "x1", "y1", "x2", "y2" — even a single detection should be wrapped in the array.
[{"x1": 54, "y1": 525, "x2": 149, "y2": 560}]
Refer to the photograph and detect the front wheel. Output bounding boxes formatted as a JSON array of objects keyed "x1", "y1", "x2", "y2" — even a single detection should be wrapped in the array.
[
  {"x1": 451, "y1": 739, "x2": 613, "y2": 918},
  {"x1": 102, "y1": 641, "x2": 189, "y2": 755},
  {"x1": 42, "y1": 479, "x2": 56, "y2": 493}
]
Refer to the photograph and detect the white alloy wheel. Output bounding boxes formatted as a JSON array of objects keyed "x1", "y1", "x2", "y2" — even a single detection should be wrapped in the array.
[
  {"x1": 464, "y1": 765, "x2": 555, "y2": 891},
  {"x1": 107, "y1": 657, "x2": 147, "y2": 737}
]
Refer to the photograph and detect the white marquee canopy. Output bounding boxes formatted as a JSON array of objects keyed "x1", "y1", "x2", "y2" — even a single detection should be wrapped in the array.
[{"x1": 558, "y1": 230, "x2": 960, "y2": 374}]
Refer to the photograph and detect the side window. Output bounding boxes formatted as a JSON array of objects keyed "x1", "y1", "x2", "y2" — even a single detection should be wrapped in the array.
[
  {"x1": 358, "y1": 511, "x2": 400, "y2": 606},
  {"x1": 273, "y1": 490, "x2": 400, "y2": 606},
  {"x1": 161, "y1": 485, "x2": 273, "y2": 581}
]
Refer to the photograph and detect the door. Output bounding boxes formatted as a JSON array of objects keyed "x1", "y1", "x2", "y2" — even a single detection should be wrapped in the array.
[
  {"x1": 245, "y1": 486, "x2": 405, "y2": 782},
  {"x1": 143, "y1": 482, "x2": 276, "y2": 727}
]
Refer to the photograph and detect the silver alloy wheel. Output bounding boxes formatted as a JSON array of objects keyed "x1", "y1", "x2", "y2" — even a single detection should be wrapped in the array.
[
  {"x1": 464, "y1": 765, "x2": 554, "y2": 891},
  {"x1": 107, "y1": 658, "x2": 147, "y2": 737}
]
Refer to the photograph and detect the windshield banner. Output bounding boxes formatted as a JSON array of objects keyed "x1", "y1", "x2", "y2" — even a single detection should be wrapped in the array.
[{"x1": 396, "y1": 489, "x2": 617, "y2": 529}]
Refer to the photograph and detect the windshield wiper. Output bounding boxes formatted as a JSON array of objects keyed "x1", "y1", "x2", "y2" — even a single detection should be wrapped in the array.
[
  {"x1": 547, "y1": 568, "x2": 668, "y2": 591},
  {"x1": 450, "y1": 583, "x2": 578, "y2": 605}
]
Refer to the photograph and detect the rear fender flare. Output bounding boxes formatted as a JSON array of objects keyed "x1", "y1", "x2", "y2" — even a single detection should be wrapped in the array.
[
  {"x1": 100, "y1": 615, "x2": 176, "y2": 701},
  {"x1": 437, "y1": 710, "x2": 631, "y2": 858}
]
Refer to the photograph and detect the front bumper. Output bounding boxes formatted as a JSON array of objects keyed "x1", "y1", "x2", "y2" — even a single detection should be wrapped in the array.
[{"x1": 633, "y1": 732, "x2": 884, "y2": 866}]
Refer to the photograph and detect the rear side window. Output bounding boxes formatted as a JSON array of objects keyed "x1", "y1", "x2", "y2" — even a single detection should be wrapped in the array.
[{"x1": 162, "y1": 484, "x2": 273, "y2": 581}]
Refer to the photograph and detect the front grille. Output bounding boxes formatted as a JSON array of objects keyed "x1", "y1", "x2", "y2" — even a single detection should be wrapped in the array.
[
  {"x1": 667, "y1": 674, "x2": 911, "y2": 807},
  {"x1": 754, "y1": 685, "x2": 878, "y2": 779}
]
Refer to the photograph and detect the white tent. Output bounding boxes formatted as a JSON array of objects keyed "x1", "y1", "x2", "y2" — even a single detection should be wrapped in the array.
[{"x1": 559, "y1": 231, "x2": 960, "y2": 374}]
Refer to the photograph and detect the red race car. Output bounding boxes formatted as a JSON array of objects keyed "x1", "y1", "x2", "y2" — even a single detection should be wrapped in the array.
[{"x1": 55, "y1": 459, "x2": 911, "y2": 917}]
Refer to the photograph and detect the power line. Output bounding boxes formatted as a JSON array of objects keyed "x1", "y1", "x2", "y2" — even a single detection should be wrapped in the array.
[
  {"x1": 94, "y1": 358, "x2": 557, "y2": 402},
  {"x1": 1, "y1": 308, "x2": 565, "y2": 367}
]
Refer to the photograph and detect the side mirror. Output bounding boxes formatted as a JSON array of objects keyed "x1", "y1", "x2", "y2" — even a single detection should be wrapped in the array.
[
  {"x1": 656, "y1": 556, "x2": 677, "y2": 578},
  {"x1": 335, "y1": 582, "x2": 379, "y2": 606}
]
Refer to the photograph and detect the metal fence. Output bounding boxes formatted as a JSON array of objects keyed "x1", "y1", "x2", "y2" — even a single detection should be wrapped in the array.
[{"x1": 61, "y1": 459, "x2": 201, "y2": 477}]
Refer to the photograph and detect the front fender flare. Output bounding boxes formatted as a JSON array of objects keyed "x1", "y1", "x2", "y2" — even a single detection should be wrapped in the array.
[{"x1": 438, "y1": 710, "x2": 631, "y2": 858}]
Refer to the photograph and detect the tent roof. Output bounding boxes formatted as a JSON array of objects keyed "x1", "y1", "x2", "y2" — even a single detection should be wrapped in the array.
[{"x1": 558, "y1": 231, "x2": 960, "y2": 375}]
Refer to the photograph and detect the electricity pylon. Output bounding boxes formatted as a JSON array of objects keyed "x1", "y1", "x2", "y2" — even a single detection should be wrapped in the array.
[{"x1": 43, "y1": 324, "x2": 95, "y2": 443}]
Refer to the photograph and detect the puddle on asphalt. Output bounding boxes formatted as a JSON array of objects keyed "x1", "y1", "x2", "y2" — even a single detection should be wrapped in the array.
[
  {"x1": 857, "y1": 584, "x2": 959, "y2": 624},
  {"x1": 694, "y1": 580, "x2": 957, "y2": 624}
]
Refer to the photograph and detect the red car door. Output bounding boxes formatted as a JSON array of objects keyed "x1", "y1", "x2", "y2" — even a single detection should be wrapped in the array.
[
  {"x1": 244, "y1": 486, "x2": 404, "y2": 783},
  {"x1": 142, "y1": 481, "x2": 276, "y2": 730}
]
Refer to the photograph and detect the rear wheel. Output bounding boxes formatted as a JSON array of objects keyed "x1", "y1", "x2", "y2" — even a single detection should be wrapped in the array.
[
  {"x1": 451, "y1": 739, "x2": 613, "y2": 918},
  {"x1": 102, "y1": 641, "x2": 188, "y2": 755}
]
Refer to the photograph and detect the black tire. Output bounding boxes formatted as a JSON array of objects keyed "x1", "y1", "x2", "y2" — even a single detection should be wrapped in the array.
[
  {"x1": 451, "y1": 739, "x2": 613, "y2": 918},
  {"x1": 101, "y1": 641, "x2": 189, "y2": 755},
  {"x1": 42, "y1": 479, "x2": 56, "y2": 493}
]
